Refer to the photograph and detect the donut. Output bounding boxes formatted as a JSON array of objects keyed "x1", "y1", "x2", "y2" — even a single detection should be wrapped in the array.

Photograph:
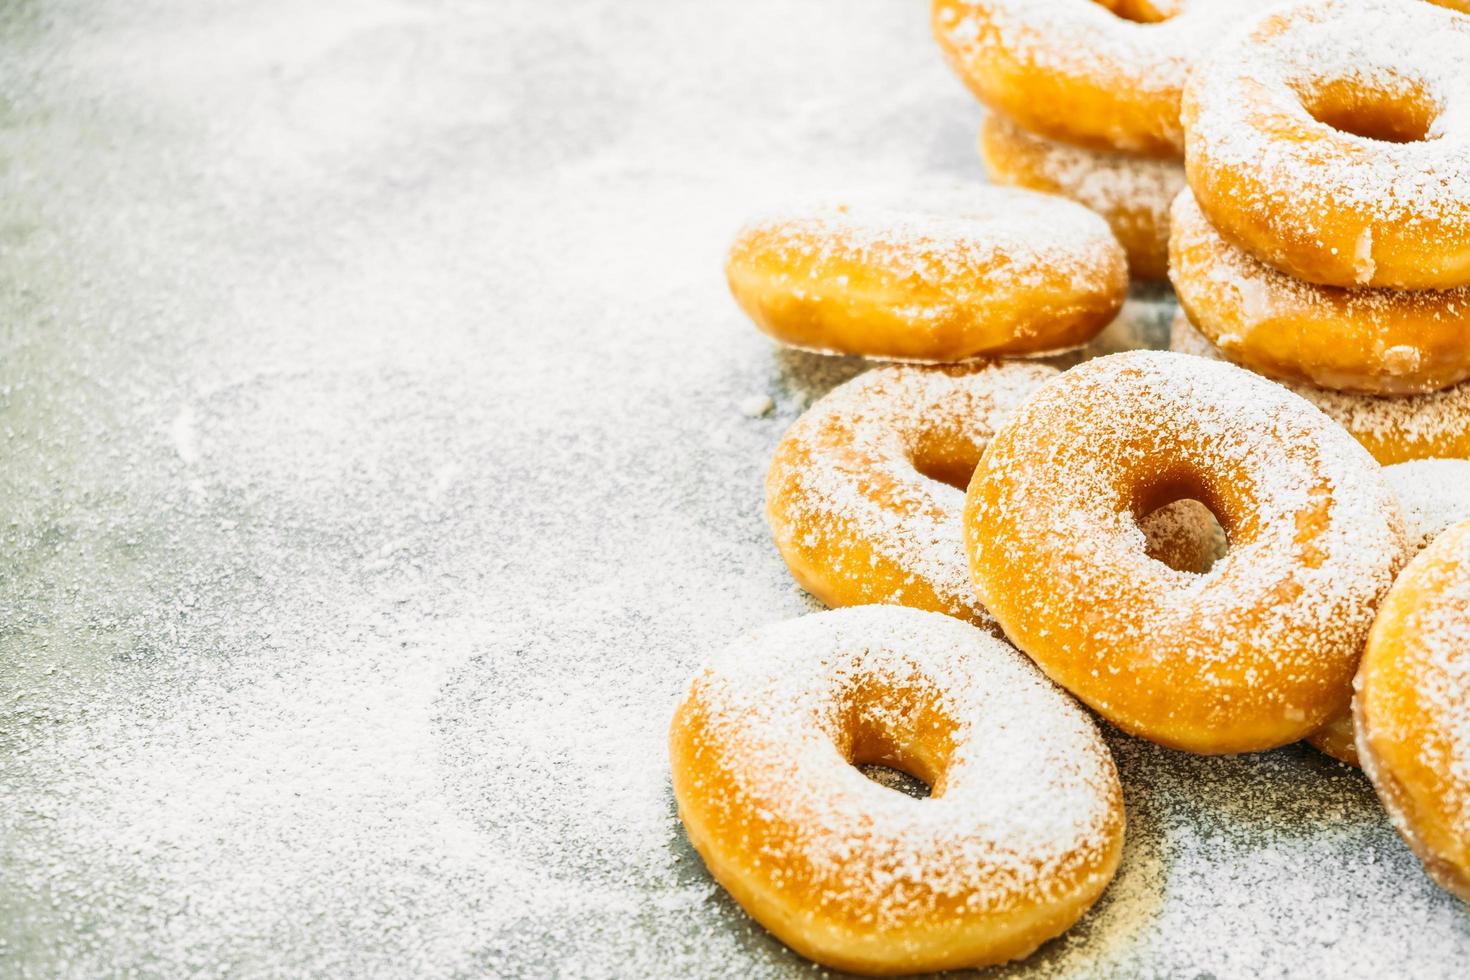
[
  {"x1": 767, "y1": 360, "x2": 1225, "y2": 629},
  {"x1": 1182, "y1": 0, "x2": 1470, "y2": 289},
  {"x1": 1170, "y1": 310, "x2": 1470, "y2": 465},
  {"x1": 726, "y1": 188, "x2": 1127, "y2": 363},
  {"x1": 978, "y1": 113, "x2": 1185, "y2": 279},
  {"x1": 766, "y1": 361, "x2": 1055, "y2": 630},
  {"x1": 932, "y1": 0, "x2": 1263, "y2": 157},
  {"x1": 668, "y1": 605, "x2": 1125, "y2": 973},
  {"x1": 964, "y1": 350, "x2": 1408, "y2": 754},
  {"x1": 1308, "y1": 458, "x2": 1470, "y2": 766},
  {"x1": 1355, "y1": 520, "x2": 1470, "y2": 900},
  {"x1": 1169, "y1": 190, "x2": 1470, "y2": 396}
]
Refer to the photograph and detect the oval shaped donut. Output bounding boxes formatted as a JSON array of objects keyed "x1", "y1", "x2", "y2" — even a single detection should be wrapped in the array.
[
  {"x1": 726, "y1": 188, "x2": 1127, "y2": 363},
  {"x1": 932, "y1": 0, "x2": 1259, "y2": 157},
  {"x1": 1170, "y1": 190, "x2": 1470, "y2": 396},
  {"x1": 766, "y1": 361, "x2": 1057, "y2": 630},
  {"x1": 1356, "y1": 520, "x2": 1470, "y2": 900},
  {"x1": 1170, "y1": 310, "x2": 1470, "y2": 464},
  {"x1": 964, "y1": 350, "x2": 1408, "y2": 754},
  {"x1": 669, "y1": 605, "x2": 1126, "y2": 974},
  {"x1": 979, "y1": 113, "x2": 1185, "y2": 280},
  {"x1": 1183, "y1": 0, "x2": 1470, "y2": 289},
  {"x1": 1309, "y1": 459, "x2": 1470, "y2": 767}
]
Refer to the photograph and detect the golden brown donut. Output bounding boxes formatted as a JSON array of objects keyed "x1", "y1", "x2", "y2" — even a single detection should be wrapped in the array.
[
  {"x1": 669, "y1": 605, "x2": 1126, "y2": 974},
  {"x1": 1169, "y1": 310, "x2": 1470, "y2": 464},
  {"x1": 767, "y1": 361, "x2": 1226, "y2": 629},
  {"x1": 964, "y1": 350, "x2": 1408, "y2": 754},
  {"x1": 1309, "y1": 459, "x2": 1470, "y2": 766},
  {"x1": 978, "y1": 113, "x2": 1185, "y2": 279},
  {"x1": 765, "y1": 361, "x2": 1057, "y2": 630},
  {"x1": 1356, "y1": 520, "x2": 1470, "y2": 900},
  {"x1": 726, "y1": 187, "x2": 1127, "y2": 362},
  {"x1": 1182, "y1": 0, "x2": 1470, "y2": 289},
  {"x1": 932, "y1": 0, "x2": 1264, "y2": 157},
  {"x1": 1169, "y1": 190, "x2": 1470, "y2": 395}
]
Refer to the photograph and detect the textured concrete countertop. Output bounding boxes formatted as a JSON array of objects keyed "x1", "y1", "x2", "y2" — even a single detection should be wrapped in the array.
[{"x1": 1, "y1": 1, "x2": 1467, "y2": 977}]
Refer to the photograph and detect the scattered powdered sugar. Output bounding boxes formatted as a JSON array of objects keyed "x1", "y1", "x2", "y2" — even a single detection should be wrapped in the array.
[
  {"x1": 675, "y1": 605, "x2": 1123, "y2": 925},
  {"x1": 1170, "y1": 309, "x2": 1470, "y2": 461},
  {"x1": 1384, "y1": 459, "x2": 1470, "y2": 552},
  {"x1": 969, "y1": 350, "x2": 1408, "y2": 740},
  {"x1": 4, "y1": 1, "x2": 1470, "y2": 977}
]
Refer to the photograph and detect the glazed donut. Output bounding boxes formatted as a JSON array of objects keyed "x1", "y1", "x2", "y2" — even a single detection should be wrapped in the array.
[
  {"x1": 932, "y1": 0, "x2": 1262, "y2": 157},
  {"x1": 964, "y1": 350, "x2": 1408, "y2": 754},
  {"x1": 668, "y1": 605, "x2": 1125, "y2": 973},
  {"x1": 766, "y1": 361, "x2": 1057, "y2": 630},
  {"x1": 1169, "y1": 190, "x2": 1470, "y2": 395},
  {"x1": 1182, "y1": 0, "x2": 1470, "y2": 289},
  {"x1": 726, "y1": 188, "x2": 1127, "y2": 362},
  {"x1": 1356, "y1": 520, "x2": 1470, "y2": 900},
  {"x1": 1170, "y1": 310, "x2": 1470, "y2": 464},
  {"x1": 978, "y1": 113, "x2": 1185, "y2": 279},
  {"x1": 1308, "y1": 458, "x2": 1470, "y2": 766}
]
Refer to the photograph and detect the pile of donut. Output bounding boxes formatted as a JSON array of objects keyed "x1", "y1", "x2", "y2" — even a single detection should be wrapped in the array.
[{"x1": 670, "y1": 0, "x2": 1470, "y2": 974}]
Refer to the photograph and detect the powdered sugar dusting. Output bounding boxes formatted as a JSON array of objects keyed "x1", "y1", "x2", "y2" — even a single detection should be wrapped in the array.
[
  {"x1": 1384, "y1": 459, "x2": 1470, "y2": 552},
  {"x1": 1185, "y1": 0, "x2": 1470, "y2": 238},
  {"x1": 731, "y1": 184, "x2": 1124, "y2": 298},
  {"x1": 969, "y1": 350, "x2": 1408, "y2": 743},
  {"x1": 675, "y1": 605, "x2": 1123, "y2": 925}
]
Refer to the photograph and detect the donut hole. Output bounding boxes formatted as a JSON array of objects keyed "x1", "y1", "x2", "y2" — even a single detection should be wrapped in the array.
[
  {"x1": 1138, "y1": 497, "x2": 1230, "y2": 575},
  {"x1": 909, "y1": 431, "x2": 984, "y2": 491},
  {"x1": 1092, "y1": 0, "x2": 1179, "y2": 25},
  {"x1": 856, "y1": 763, "x2": 932, "y2": 800},
  {"x1": 1299, "y1": 79, "x2": 1437, "y2": 144},
  {"x1": 837, "y1": 690, "x2": 954, "y2": 800}
]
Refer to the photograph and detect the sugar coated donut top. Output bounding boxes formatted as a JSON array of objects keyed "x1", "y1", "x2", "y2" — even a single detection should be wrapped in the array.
[
  {"x1": 677, "y1": 605, "x2": 1122, "y2": 923},
  {"x1": 933, "y1": 0, "x2": 1260, "y2": 155},
  {"x1": 968, "y1": 350, "x2": 1407, "y2": 750},
  {"x1": 767, "y1": 361, "x2": 1057, "y2": 627},
  {"x1": 1384, "y1": 459, "x2": 1470, "y2": 552},
  {"x1": 734, "y1": 186, "x2": 1123, "y2": 304},
  {"x1": 1184, "y1": 0, "x2": 1470, "y2": 287}
]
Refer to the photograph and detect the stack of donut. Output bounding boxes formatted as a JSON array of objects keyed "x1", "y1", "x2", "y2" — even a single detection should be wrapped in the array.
[
  {"x1": 671, "y1": 0, "x2": 1470, "y2": 975},
  {"x1": 1165, "y1": 0, "x2": 1470, "y2": 768},
  {"x1": 931, "y1": 0, "x2": 1266, "y2": 279}
]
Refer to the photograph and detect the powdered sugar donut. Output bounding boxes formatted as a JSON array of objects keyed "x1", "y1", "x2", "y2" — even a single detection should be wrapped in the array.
[
  {"x1": 766, "y1": 362, "x2": 1055, "y2": 630},
  {"x1": 1309, "y1": 458, "x2": 1470, "y2": 766},
  {"x1": 1169, "y1": 310, "x2": 1470, "y2": 464},
  {"x1": 979, "y1": 113, "x2": 1185, "y2": 279},
  {"x1": 965, "y1": 350, "x2": 1408, "y2": 754},
  {"x1": 1183, "y1": 0, "x2": 1470, "y2": 289},
  {"x1": 767, "y1": 361, "x2": 1224, "y2": 630},
  {"x1": 1356, "y1": 520, "x2": 1470, "y2": 900},
  {"x1": 932, "y1": 0, "x2": 1262, "y2": 157},
  {"x1": 726, "y1": 188, "x2": 1127, "y2": 363},
  {"x1": 669, "y1": 605, "x2": 1125, "y2": 973},
  {"x1": 1170, "y1": 190, "x2": 1470, "y2": 395}
]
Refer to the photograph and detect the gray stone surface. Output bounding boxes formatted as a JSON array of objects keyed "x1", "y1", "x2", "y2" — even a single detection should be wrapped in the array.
[{"x1": 1, "y1": 1, "x2": 1466, "y2": 977}]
